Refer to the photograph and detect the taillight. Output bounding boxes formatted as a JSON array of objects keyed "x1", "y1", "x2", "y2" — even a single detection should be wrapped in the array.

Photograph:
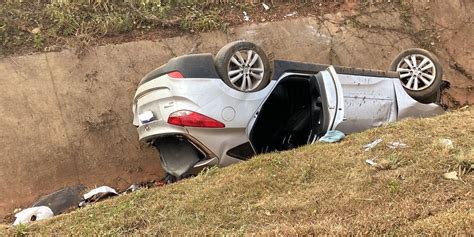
[
  {"x1": 168, "y1": 71, "x2": 184, "y2": 78},
  {"x1": 168, "y1": 110, "x2": 225, "y2": 128}
]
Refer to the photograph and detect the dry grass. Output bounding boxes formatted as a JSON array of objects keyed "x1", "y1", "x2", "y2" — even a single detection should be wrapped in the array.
[{"x1": 1, "y1": 108, "x2": 472, "y2": 235}]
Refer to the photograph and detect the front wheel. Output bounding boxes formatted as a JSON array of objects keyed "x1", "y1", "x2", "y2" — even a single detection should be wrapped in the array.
[
  {"x1": 389, "y1": 48, "x2": 443, "y2": 103},
  {"x1": 215, "y1": 41, "x2": 271, "y2": 92}
]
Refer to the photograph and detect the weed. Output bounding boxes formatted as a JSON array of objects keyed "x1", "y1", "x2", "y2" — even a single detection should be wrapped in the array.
[
  {"x1": 198, "y1": 166, "x2": 220, "y2": 177},
  {"x1": 33, "y1": 33, "x2": 44, "y2": 49},
  {"x1": 378, "y1": 153, "x2": 403, "y2": 170},
  {"x1": 452, "y1": 149, "x2": 473, "y2": 176},
  {"x1": 180, "y1": 6, "x2": 228, "y2": 33},
  {"x1": 387, "y1": 179, "x2": 400, "y2": 193},
  {"x1": 298, "y1": 165, "x2": 314, "y2": 184},
  {"x1": 268, "y1": 154, "x2": 288, "y2": 170},
  {"x1": 14, "y1": 224, "x2": 28, "y2": 237},
  {"x1": 387, "y1": 153, "x2": 402, "y2": 169}
]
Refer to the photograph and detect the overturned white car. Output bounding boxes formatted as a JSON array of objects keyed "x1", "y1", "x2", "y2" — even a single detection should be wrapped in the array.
[{"x1": 132, "y1": 41, "x2": 448, "y2": 181}]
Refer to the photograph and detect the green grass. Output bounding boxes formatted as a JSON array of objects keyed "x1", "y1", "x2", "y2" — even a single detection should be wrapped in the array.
[
  {"x1": 1, "y1": 108, "x2": 472, "y2": 235},
  {"x1": 0, "y1": 0, "x2": 383, "y2": 56},
  {"x1": 0, "y1": 0, "x2": 245, "y2": 56}
]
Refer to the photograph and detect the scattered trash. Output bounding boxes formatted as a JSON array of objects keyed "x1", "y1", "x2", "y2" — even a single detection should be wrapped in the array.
[
  {"x1": 319, "y1": 130, "x2": 345, "y2": 143},
  {"x1": 262, "y1": 3, "x2": 270, "y2": 11},
  {"x1": 363, "y1": 139, "x2": 383, "y2": 151},
  {"x1": 79, "y1": 186, "x2": 118, "y2": 207},
  {"x1": 243, "y1": 11, "x2": 250, "y2": 21},
  {"x1": 33, "y1": 185, "x2": 86, "y2": 215},
  {"x1": 125, "y1": 184, "x2": 142, "y2": 193},
  {"x1": 365, "y1": 159, "x2": 378, "y2": 166},
  {"x1": 13, "y1": 206, "x2": 54, "y2": 226},
  {"x1": 10, "y1": 181, "x2": 166, "y2": 225},
  {"x1": 365, "y1": 158, "x2": 387, "y2": 170},
  {"x1": 31, "y1": 27, "x2": 41, "y2": 34},
  {"x1": 442, "y1": 171, "x2": 459, "y2": 180},
  {"x1": 155, "y1": 180, "x2": 167, "y2": 187},
  {"x1": 387, "y1": 141, "x2": 408, "y2": 149},
  {"x1": 83, "y1": 186, "x2": 117, "y2": 200},
  {"x1": 285, "y1": 11, "x2": 297, "y2": 17},
  {"x1": 439, "y1": 138, "x2": 454, "y2": 149}
]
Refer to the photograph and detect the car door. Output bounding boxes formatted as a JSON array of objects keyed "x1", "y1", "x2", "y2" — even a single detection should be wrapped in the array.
[
  {"x1": 335, "y1": 73, "x2": 398, "y2": 134},
  {"x1": 246, "y1": 66, "x2": 344, "y2": 150},
  {"x1": 307, "y1": 66, "x2": 345, "y2": 143}
]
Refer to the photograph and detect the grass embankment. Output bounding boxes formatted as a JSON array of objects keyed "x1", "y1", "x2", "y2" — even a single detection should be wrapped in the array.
[
  {"x1": 2, "y1": 108, "x2": 473, "y2": 235},
  {"x1": 1, "y1": 0, "x2": 334, "y2": 56},
  {"x1": 1, "y1": 0, "x2": 231, "y2": 56}
]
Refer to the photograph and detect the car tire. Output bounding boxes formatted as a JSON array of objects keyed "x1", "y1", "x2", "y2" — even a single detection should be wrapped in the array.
[
  {"x1": 215, "y1": 41, "x2": 271, "y2": 92},
  {"x1": 389, "y1": 48, "x2": 443, "y2": 104}
]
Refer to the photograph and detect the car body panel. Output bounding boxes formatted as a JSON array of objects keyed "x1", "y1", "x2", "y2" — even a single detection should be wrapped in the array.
[
  {"x1": 336, "y1": 74, "x2": 398, "y2": 133},
  {"x1": 393, "y1": 82, "x2": 445, "y2": 119},
  {"x1": 134, "y1": 76, "x2": 277, "y2": 141}
]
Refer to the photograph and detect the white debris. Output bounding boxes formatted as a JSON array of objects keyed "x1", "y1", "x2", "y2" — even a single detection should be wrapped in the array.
[
  {"x1": 442, "y1": 171, "x2": 459, "y2": 180},
  {"x1": 439, "y1": 138, "x2": 454, "y2": 149},
  {"x1": 31, "y1": 27, "x2": 41, "y2": 34},
  {"x1": 262, "y1": 3, "x2": 270, "y2": 11},
  {"x1": 125, "y1": 184, "x2": 141, "y2": 193},
  {"x1": 285, "y1": 11, "x2": 297, "y2": 17},
  {"x1": 83, "y1": 186, "x2": 118, "y2": 200},
  {"x1": 363, "y1": 139, "x2": 383, "y2": 151},
  {"x1": 13, "y1": 206, "x2": 54, "y2": 226},
  {"x1": 387, "y1": 142, "x2": 408, "y2": 149},
  {"x1": 365, "y1": 159, "x2": 378, "y2": 166},
  {"x1": 243, "y1": 11, "x2": 250, "y2": 21}
]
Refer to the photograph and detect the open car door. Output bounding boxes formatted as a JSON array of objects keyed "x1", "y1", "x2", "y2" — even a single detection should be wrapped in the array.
[
  {"x1": 248, "y1": 66, "x2": 344, "y2": 154},
  {"x1": 308, "y1": 66, "x2": 345, "y2": 142}
]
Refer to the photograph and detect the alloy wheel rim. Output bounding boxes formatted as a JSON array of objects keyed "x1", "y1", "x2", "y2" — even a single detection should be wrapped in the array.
[
  {"x1": 396, "y1": 54, "x2": 437, "y2": 91},
  {"x1": 227, "y1": 50, "x2": 264, "y2": 91}
]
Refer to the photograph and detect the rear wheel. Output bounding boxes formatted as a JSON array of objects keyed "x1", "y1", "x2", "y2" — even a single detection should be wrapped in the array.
[
  {"x1": 215, "y1": 41, "x2": 271, "y2": 92},
  {"x1": 389, "y1": 48, "x2": 443, "y2": 103}
]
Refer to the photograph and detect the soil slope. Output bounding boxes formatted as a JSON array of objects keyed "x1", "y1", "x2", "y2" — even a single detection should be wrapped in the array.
[{"x1": 1, "y1": 108, "x2": 472, "y2": 235}]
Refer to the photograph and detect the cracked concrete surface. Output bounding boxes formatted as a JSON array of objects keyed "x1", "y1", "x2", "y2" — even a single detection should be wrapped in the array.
[{"x1": 0, "y1": 1, "x2": 472, "y2": 218}]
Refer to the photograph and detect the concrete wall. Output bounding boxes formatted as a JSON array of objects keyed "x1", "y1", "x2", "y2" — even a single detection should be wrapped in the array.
[{"x1": 0, "y1": 4, "x2": 472, "y2": 217}]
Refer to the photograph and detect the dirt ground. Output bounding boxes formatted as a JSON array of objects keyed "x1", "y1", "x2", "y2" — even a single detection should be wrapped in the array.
[{"x1": 0, "y1": 0, "x2": 472, "y2": 220}]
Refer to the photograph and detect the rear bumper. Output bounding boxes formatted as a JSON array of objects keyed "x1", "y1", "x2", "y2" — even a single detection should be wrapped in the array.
[
  {"x1": 133, "y1": 75, "x2": 231, "y2": 169},
  {"x1": 138, "y1": 120, "x2": 219, "y2": 162},
  {"x1": 137, "y1": 120, "x2": 187, "y2": 142}
]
